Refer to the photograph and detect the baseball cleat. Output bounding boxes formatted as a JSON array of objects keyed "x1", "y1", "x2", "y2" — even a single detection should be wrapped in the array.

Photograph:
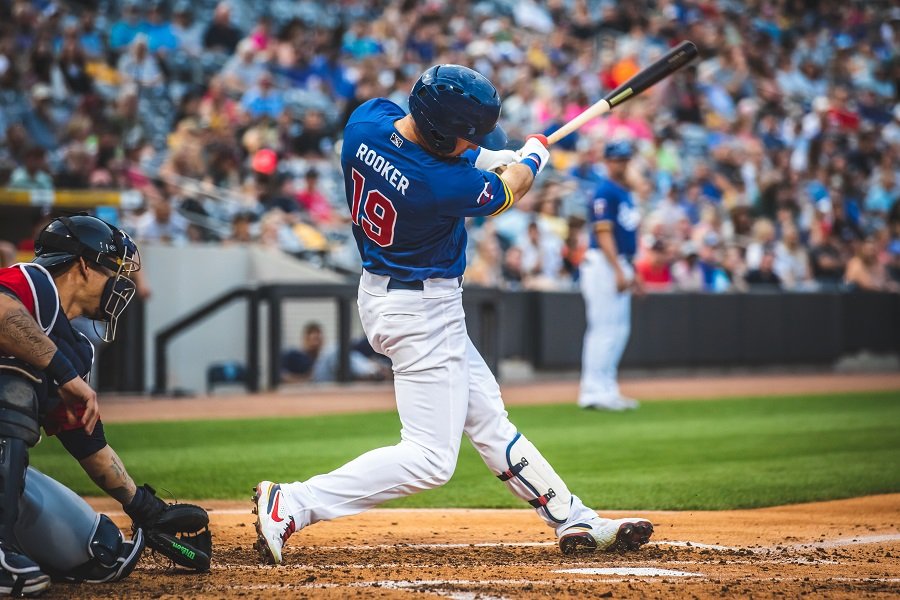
[
  {"x1": 253, "y1": 481, "x2": 296, "y2": 565},
  {"x1": 558, "y1": 517, "x2": 653, "y2": 555}
]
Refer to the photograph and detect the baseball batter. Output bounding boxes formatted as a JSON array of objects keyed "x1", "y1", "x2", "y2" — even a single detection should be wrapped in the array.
[
  {"x1": 255, "y1": 65, "x2": 653, "y2": 564},
  {"x1": 578, "y1": 141, "x2": 641, "y2": 411}
]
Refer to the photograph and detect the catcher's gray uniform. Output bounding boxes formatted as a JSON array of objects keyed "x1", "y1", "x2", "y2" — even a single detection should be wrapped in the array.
[{"x1": 13, "y1": 467, "x2": 143, "y2": 582}]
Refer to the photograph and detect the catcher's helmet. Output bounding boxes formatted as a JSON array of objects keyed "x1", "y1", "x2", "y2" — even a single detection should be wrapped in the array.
[
  {"x1": 408, "y1": 64, "x2": 508, "y2": 155},
  {"x1": 34, "y1": 215, "x2": 141, "y2": 342}
]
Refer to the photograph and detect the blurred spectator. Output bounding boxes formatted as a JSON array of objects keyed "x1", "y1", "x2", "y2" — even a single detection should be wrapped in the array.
[
  {"x1": 745, "y1": 219, "x2": 777, "y2": 270},
  {"x1": 290, "y1": 110, "x2": 330, "y2": 158},
  {"x1": 886, "y1": 240, "x2": 900, "y2": 287},
  {"x1": 774, "y1": 223, "x2": 814, "y2": 290},
  {"x1": 172, "y1": 3, "x2": 204, "y2": 57},
  {"x1": 845, "y1": 237, "x2": 894, "y2": 292},
  {"x1": 635, "y1": 239, "x2": 673, "y2": 292},
  {"x1": 518, "y1": 221, "x2": 563, "y2": 290},
  {"x1": 466, "y1": 229, "x2": 504, "y2": 288},
  {"x1": 117, "y1": 35, "x2": 164, "y2": 88},
  {"x1": 133, "y1": 181, "x2": 190, "y2": 243},
  {"x1": 143, "y1": 3, "x2": 179, "y2": 54},
  {"x1": 672, "y1": 242, "x2": 704, "y2": 292},
  {"x1": 9, "y1": 147, "x2": 52, "y2": 190},
  {"x1": 221, "y1": 39, "x2": 265, "y2": 95},
  {"x1": 227, "y1": 212, "x2": 256, "y2": 244},
  {"x1": 295, "y1": 168, "x2": 335, "y2": 226},
  {"x1": 22, "y1": 85, "x2": 60, "y2": 150},
  {"x1": 281, "y1": 322, "x2": 387, "y2": 383},
  {"x1": 54, "y1": 145, "x2": 93, "y2": 189},
  {"x1": 810, "y1": 232, "x2": 847, "y2": 290},
  {"x1": 109, "y1": 2, "x2": 144, "y2": 51},
  {"x1": 240, "y1": 72, "x2": 284, "y2": 120},
  {"x1": 203, "y1": 2, "x2": 242, "y2": 54},
  {"x1": 199, "y1": 76, "x2": 240, "y2": 132},
  {"x1": 745, "y1": 251, "x2": 783, "y2": 291}
]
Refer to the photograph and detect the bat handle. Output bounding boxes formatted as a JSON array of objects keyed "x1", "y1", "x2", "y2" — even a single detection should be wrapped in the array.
[{"x1": 545, "y1": 99, "x2": 612, "y2": 146}]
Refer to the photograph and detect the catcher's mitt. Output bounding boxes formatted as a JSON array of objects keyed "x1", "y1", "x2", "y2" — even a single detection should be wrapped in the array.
[{"x1": 124, "y1": 484, "x2": 212, "y2": 571}]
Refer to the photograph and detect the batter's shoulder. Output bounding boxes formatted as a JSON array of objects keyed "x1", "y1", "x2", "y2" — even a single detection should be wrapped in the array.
[{"x1": 348, "y1": 98, "x2": 407, "y2": 127}]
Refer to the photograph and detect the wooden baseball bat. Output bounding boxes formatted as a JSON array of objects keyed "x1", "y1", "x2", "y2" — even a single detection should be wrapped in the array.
[{"x1": 539, "y1": 40, "x2": 698, "y2": 146}]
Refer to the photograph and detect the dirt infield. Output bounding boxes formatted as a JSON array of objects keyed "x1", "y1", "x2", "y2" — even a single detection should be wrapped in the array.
[
  {"x1": 40, "y1": 494, "x2": 900, "y2": 599},
  {"x1": 100, "y1": 372, "x2": 900, "y2": 423},
  {"x1": 45, "y1": 373, "x2": 894, "y2": 598}
]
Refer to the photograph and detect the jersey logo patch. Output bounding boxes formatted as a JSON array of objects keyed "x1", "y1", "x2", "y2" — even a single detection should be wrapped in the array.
[
  {"x1": 478, "y1": 181, "x2": 494, "y2": 205},
  {"x1": 390, "y1": 132, "x2": 404, "y2": 148}
]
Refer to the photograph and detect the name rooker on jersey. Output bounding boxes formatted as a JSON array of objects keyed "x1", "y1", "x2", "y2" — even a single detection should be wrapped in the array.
[{"x1": 354, "y1": 142, "x2": 410, "y2": 196}]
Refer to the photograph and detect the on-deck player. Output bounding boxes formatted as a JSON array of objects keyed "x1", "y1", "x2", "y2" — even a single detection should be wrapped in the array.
[
  {"x1": 255, "y1": 65, "x2": 653, "y2": 563},
  {"x1": 578, "y1": 141, "x2": 642, "y2": 411}
]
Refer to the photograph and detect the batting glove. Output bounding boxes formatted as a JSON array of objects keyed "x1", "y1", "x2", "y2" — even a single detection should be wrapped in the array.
[
  {"x1": 474, "y1": 148, "x2": 520, "y2": 172},
  {"x1": 516, "y1": 136, "x2": 550, "y2": 176}
]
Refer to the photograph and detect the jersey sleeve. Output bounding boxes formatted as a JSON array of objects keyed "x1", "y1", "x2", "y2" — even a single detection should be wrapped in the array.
[
  {"x1": 590, "y1": 182, "x2": 618, "y2": 225},
  {"x1": 0, "y1": 267, "x2": 36, "y2": 317},
  {"x1": 434, "y1": 165, "x2": 515, "y2": 218}
]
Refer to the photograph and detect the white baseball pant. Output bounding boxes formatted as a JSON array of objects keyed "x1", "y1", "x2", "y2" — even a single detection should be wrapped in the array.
[
  {"x1": 280, "y1": 270, "x2": 598, "y2": 533},
  {"x1": 578, "y1": 249, "x2": 633, "y2": 408}
]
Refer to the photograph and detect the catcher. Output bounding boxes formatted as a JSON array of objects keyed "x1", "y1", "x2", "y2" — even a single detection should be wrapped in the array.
[{"x1": 0, "y1": 215, "x2": 210, "y2": 596}]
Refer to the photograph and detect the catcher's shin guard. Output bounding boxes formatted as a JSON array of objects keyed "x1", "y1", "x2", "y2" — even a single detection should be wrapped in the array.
[
  {"x1": 58, "y1": 516, "x2": 145, "y2": 583},
  {"x1": 15, "y1": 467, "x2": 145, "y2": 583},
  {"x1": 497, "y1": 433, "x2": 572, "y2": 524}
]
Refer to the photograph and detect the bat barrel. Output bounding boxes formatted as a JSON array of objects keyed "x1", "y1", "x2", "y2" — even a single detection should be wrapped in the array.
[{"x1": 603, "y1": 40, "x2": 698, "y2": 108}]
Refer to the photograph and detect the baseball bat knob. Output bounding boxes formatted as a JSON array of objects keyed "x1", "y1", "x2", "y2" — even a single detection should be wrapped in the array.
[{"x1": 526, "y1": 134, "x2": 549, "y2": 148}]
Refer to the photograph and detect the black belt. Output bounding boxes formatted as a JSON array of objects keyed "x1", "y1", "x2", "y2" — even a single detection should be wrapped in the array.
[
  {"x1": 387, "y1": 278, "x2": 424, "y2": 291},
  {"x1": 387, "y1": 277, "x2": 462, "y2": 291}
]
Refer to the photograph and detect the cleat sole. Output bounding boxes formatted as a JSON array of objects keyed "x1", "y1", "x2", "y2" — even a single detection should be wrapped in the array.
[
  {"x1": 558, "y1": 531, "x2": 598, "y2": 555},
  {"x1": 610, "y1": 520, "x2": 653, "y2": 552}
]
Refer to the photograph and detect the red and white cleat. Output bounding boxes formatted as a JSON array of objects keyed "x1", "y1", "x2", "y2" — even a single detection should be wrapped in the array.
[{"x1": 252, "y1": 481, "x2": 296, "y2": 565}]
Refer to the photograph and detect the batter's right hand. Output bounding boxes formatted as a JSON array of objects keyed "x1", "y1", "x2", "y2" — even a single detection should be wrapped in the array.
[
  {"x1": 615, "y1": 269, "x2": 630, "y2": 293},
  {"x1": 516, "y1": 137, "x2": 550, "y2": 175},
  {"x1": 58, "y1": 376, "x2": 99, "y2": 435}
]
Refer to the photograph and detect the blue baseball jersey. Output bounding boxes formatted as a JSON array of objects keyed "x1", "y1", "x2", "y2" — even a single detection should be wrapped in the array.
[
  {"x1": 341, "y1": 99, "x2": 514, "y2": 281},
  {"x1": 589, "y1": 177, "x2": 639, "y2": 257}
]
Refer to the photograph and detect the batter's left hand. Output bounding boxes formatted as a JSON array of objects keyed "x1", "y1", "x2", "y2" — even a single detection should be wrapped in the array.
[{"x1": 475, "y1": 149, "x2": 519, "y2": 172}]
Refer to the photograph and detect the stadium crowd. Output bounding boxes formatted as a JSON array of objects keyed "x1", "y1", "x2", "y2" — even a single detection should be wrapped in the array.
[{"x1": 1, "y1": 0, "x2": 899, "y2": 293}]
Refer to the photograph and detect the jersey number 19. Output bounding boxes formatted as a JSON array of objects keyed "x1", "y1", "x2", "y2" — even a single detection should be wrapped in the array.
[{"x1": 350, "y1": 168, "x2": 397, "y2": 247}]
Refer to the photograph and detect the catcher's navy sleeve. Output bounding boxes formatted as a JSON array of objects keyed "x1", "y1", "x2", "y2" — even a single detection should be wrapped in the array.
[{"x1": 56, "y1": 420, "x2": 108, "y2": 460}]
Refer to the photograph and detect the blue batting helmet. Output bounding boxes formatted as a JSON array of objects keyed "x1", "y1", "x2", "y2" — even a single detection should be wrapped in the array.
[
  {"x1": 408, "y1": 64, "x2": 508, "y2": 155},
  {"x1": 604, "y1": 140, "x2": 634, "y2": 160}
]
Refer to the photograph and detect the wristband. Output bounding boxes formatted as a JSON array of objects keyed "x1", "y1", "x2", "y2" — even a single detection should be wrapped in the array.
[
  {"x1": 46, "y1": 350, "x2": 78, "y2": 385},
  {"x1": 521, "y1": 153, "x2": 541, "y2": 177}
]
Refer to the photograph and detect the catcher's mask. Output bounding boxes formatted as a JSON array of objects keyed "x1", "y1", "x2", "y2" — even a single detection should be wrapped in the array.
[{"x1": 34, "y1": 215, "x2": 141, "y2": 342}]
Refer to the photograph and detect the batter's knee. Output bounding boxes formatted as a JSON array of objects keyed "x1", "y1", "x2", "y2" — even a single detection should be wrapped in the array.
[{"x1": 407, "y1": 443, "x2": 458, "y2": 488}]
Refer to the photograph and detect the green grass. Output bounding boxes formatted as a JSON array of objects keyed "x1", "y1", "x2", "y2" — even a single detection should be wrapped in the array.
[{"x1": 31, "y1": 390, "x2": 900, "y2": 510}]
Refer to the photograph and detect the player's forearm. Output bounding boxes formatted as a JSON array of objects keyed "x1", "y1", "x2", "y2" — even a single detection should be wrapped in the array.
[
  {"x1": 499, "y1": 163, "x2": 536, "y2": 203},
  {"x1": 596, "y1": 228, "x2": 622, "y2": 272},
  {"x1": 79, "y1": 445, "x2": 138, "y2": 505},
  {"x1": 0, "y1": 293, "x2": 58, "y2": 369}
]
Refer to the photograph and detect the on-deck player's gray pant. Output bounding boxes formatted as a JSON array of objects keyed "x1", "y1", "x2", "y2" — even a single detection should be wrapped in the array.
[{"x1": 578, "y1": 250, "x2": 633, "y2": 407}]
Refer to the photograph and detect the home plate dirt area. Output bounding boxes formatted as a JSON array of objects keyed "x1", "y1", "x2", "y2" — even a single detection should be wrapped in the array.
[{"x1": 43, "y1": 494, "x2": 900, "y2": 599}]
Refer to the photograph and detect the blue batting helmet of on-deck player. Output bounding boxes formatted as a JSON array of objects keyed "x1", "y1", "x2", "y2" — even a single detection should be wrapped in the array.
[
  {"x1": 408, "y1": 64, "x2": 509, "y2": 155},
  {"x1": 604, "y1": 139, "x2": 634, "y2": 160}
]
